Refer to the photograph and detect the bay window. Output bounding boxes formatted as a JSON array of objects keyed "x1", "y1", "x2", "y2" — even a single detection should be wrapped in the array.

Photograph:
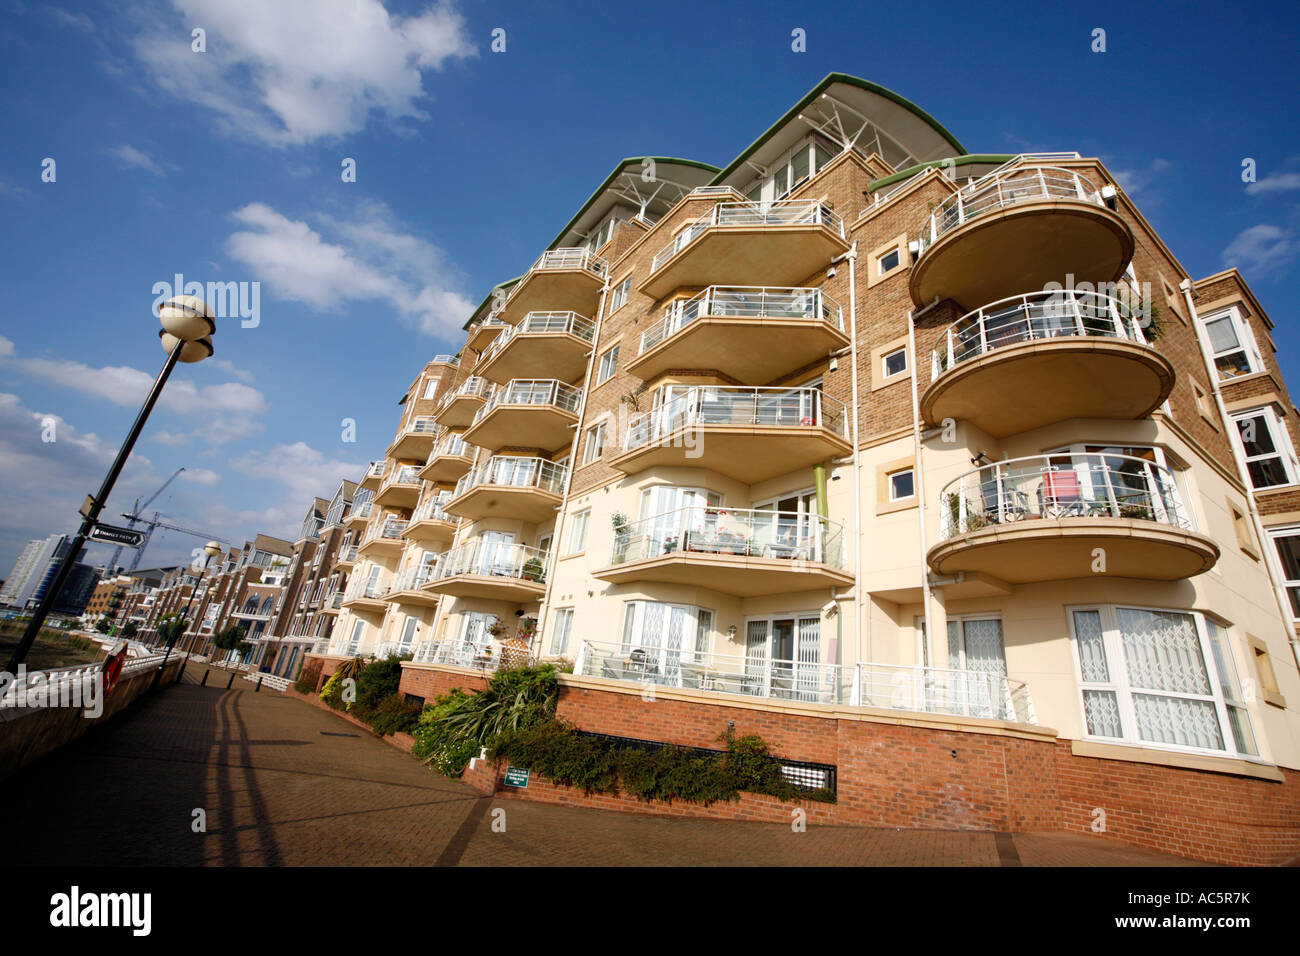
[
  {"x1": 1202, "y1": 307, "x2": 1262, "y2": 380},
  {"x1": 620, "y1": 600, "x2": 714, "y2": 683}
]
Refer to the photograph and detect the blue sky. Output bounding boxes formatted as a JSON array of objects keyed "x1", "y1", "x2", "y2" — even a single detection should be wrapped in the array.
[{"x1": 1, "y1": 0, "x2": 1298, "y2": 574}]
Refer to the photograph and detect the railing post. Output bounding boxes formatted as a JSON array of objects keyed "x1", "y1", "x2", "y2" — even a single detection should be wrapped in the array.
[
  {"x1": 850, "y1": 663, "x2": 862, "y2": 706},
  {"x1": 574, "y1": 640, "x2": 588, "y2": 675}
]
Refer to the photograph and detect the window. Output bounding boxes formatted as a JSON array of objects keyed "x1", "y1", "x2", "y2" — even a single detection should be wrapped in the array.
[
  {"x1": 1268, "y1": 528, "x2": 1300, "y2": 619},
  {"x1": 582, "y1": 422, "x2": 606, "y2": 465},
  {"x1": 741, "y1": 135, "x2": 838, "y2": 204},
  {"x1": 1069, "y1": 605, "x2": 1258, "y2": 757},
  {"x1": 565, "y1": 510, "x2": 590, "y2": 555},
  {"x1": 587, "y1": 216, "x2": 620, "y2": 254},
  {"x1": 346, "y1": 619, "x2": 365, "y2": 655},
  {"x1": 423, "y1": 378, "x2": 440, "y2": 399},
  {"x1": 621, "y1": 601, "x2": 714, "y2": 680},
  {"x1": 1203, "y1": 308, "x2": 1262, "y2": 380},
  {"x1": 550, "y1": 608, "x2": 574, "y2": 655},
  {"x1": 398, "y1": 616, "x2": 419, "y2": 652},
  {"x1": 1246, "y1": 635, "x2": 1286, "y2": 707},
  {"x1": 743, "y1": 614, "x2": 821, "y2": 701},
  {"x1": 882, "y1": 347, "x2": 907, "y2": 378},
  {"x1": 877, "y1": 249, "x2": 901, "y2": 274},
  {"x1": 596, "y1": 345, "x2": 620, "y2": 384},
  {"x1": 1232, "y1": 407, "x2": 1299, "y2": 488},
  {"x1": 609, "y1": 276, "x2": 630, "y2": 313},
  {"x1": 888, "y1": 469, "x2": 915, "y2": 501}
]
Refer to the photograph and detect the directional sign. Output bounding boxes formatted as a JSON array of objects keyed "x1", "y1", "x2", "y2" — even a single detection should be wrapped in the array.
[
  {"x1": 87, "y1": 523, "x2": 145, "y2": 548},
  {"x1": 502, "y1": 766, "x2": 530, "y2": 788}
]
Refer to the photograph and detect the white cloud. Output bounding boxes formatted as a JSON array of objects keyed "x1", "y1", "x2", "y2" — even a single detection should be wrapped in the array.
[
  {"x1": 130, "y1": 0, "x2": 477, "y2": 146},
  {"x1": 1111, "y1": 157, "x2": 1172, "y2": 198},
  {"x1": 1245, "y1": 172, "x2": 1300, "y2": 195},
  {"x1": 1222, "y1": 224, "x2": 1295, "y2": 278},
  {"x1": 0, "y1": 336, "x2": 14, "y2": 358},
  {"x1": 223, "y1": 441, "x2": 364, "y2": 538},
  {"x1": 209, "y1": 358, "x2": 255, "y2": 384},
  {"x1": 107, "y1": 144, "x2": 166, "y2": 176},
  {"x1": 225, "y1": 201, "x2": 473, "y2": 337},
  {"x1": 46, "y1": 8, "x2": 95, "y2": 31},
  {"x1": 178, "y1": 467, "x2": 221, "y2": 486}
]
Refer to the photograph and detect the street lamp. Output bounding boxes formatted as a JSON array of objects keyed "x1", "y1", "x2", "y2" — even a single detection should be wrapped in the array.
[
  {"x1": 172, "y1": 541, "x2": 222, "y2": 685},
  {"x1": 4, "y1": 294, "x2": 216, "y2": 675}
]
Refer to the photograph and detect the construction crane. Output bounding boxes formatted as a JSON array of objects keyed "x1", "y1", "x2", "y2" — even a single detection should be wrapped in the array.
[
  {"x1": 107, "y1": 467, "x2": 186, "y2": 571},
  {"x1": 121, "y1": 510, "x2": 233, "y2": 572}
]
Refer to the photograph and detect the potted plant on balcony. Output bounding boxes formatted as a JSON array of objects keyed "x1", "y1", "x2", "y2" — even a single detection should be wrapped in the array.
[
  {"x1": 522, "y1": 555, "x2": 545, "y2": 582},
  {"x1": 662, "y1": 534, "x2": 679, "y2": 554},
  {"x1": 486, "y1": 616, "x2": 507, "y2": 641},
  {"x1": 612, "y1": 512, "x2": 630, "y2": 562}
]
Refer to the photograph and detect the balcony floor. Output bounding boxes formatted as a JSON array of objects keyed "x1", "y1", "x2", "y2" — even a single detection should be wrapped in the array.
[
  {"x1": 387, "y1": 432, "x2": 437, "y2": 462},
  {"x1": 419, "y1": 454, "x2": 473, "y2": 484},
  {"x1": 434, "y1": 395, "x2": 487, "y2": 428},
  {"x1": 424, "y1": 574, "x2": 544, "y2": 603},
  {"x1": 463, "y1": 406, "x2": 578, "y2": 453},
  {"x1": 629, "y1": 317, "x2": 849, "y2": 385},
  {"x1": 478, "y1": 333, "x2": 591, "y2": 385},
  {"x1": 445, "y1": 484, "x2": 561, "y2": 524},
  {"x1": 640, "y1": 226, "x2": 849, "y2": 300},
  {"x1": 498, "y1": 270, "x2": 603, "y2": 324},
  {"x1": 385, "y1": 588, "x2": 440, "y2": 609},
  {"x1": 610, "y1": 425, "x2": 850, "y2": 484},
  {"x1": 374, "y1": 483, "x2": 421, "y2": 510},
  {"x1": 401, "y1": 518, "x2": 457, "y2": 546},
  {"x1": 593, "y1": 552, "x2": 852, "y2": 597}
]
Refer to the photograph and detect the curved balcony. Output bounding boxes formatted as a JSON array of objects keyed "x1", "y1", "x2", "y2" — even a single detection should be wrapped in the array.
[
  {"x1": 629, "y1": 286, "x2": 848, "y2": 385},
  {"x1": 423, "y1": 541, "x2": 548, "y2": 603},
  {"x1": 463, "y1": 379, "x2": 581, "y2": 453},
  {"x1": 610, "y1": 386, "x2": 849, "y2": 484},
  {"x1": 641, "y1": 200, "x2": 847, "y2": 300},
  {"x1": 446, "y1": 456, "x2": 566, "y2": 524},
  {"x1": 592, "y1": 506, "x2": 852, "y2": 597},
  {"x1": 384, "y1": 565, "x2": 439, "y2": 608},
  {"x1": 465, "y1": 316, "x2": 511, "y2": 353},
  {"x1": 433, "y1": 377, "x2": 494, "y2": 428},
  {"x1": 910, "y1": 166, "x2": 1133, "y2": 309},
  {"x1": 387, "y1": 417, "x2": 439, "y2": 461},
  {"x1": 419, "y1": 433, "x2": 474, "y2": 483},
  {"x1": 929, "y1": 454, "x2": 1219, "y2": 583},
  {"x1": 497, "y1": 248, "x2": 607, "y2": 324},
  {"x1": 358, "y1": 460, "x2": 386, "y2": 491},
  {"x1": 476, "y1": 311, "x2": 595, "y2": 385},
  {"x1": 373, "y1": 463, "x2": 423, "y2": 509},
  {"x1": 922, "y1": 290, "x2": 1174, "y2": 437},
  {"x1": 402, "y1": 494, "x2": 458, "y2": 545},
  {"x1": 357, "y1": 515, "x2": 408, "y2": 557}
]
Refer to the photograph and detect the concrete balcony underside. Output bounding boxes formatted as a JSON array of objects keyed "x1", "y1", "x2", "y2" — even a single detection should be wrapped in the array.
[
  {"x1": 927, "y1": 519, "x2": 1219, "y2": 583},
  {"x1": 640, "y1": 226, "x2": 848, "y2": 300},
  {"x1": 922, "y1": 338, "x2": 1175, "y2": 437},
  {"x1": 910, "y1": 202, "x2": 1134, "y2": 310},
  {"x1": 401, "y1": 516, "x2": 457, "y2": 544},
  {"x1": 423, "y1": 574, "x2": 544, "y2": 603},
  {"x1": 610, "y1": 426, "x2": 850, "y2": 484},
  {"x1": 340, "y1": 595, "x2": 388, "y2": 613},
  {"x1": 374, "y1": 482, "x2": 421, "y2": 510},
  {"x1": 478, "y1": 333, "x2": 590, "y2": 385},
  {"x1": 385, "y1": 588, "x2": 439, "y2": 609},
  {"x1": 445, "y1": 484, "x2": 561, "y2": 524},
  {"x1": 357, "y1": 536, "x2": 403, "y2": 557},
  {"x1": 388, "y1": 431, "x2": 437, "y2": 462},
  {"x1": 498, "y1": 271, "x2": 602, "y2": 324},
  {"x1": 466, "y1": 322, "x2": 507, "y2": 352},
  {"x1": 419, "y1": 452, "x2": 473, "y2": 483},
  {"x1": 358, "y1": 472, "x2": 383, "y2": 492},
  {"x1": 434, "y1": 395, "x2": 487, "y2": 428},
  {"x1": 629, "y1": 317, "x2": 849, "y2": 385},
  {"x1": 592, "y1": 552, "x2": 853, "y2": 597},
  {"x1": 334, "y1": 554, "x2": 357, "y2": 570},
  {"x1": 463, "y1": 406, "x2": 578, "y2": 453}
]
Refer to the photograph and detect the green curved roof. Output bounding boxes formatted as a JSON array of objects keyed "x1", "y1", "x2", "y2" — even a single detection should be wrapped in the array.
[
  {"x1": 709, "y1": 72, "x2": 967, "y2": 186},
  {"x1": 866, "y1": 154, "x2": 1014, "y2": 194}
]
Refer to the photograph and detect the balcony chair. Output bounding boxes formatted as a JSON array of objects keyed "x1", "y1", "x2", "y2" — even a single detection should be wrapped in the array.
[{"x1": 1038, "y1": 467, "x2": 1089, "y2": 518}]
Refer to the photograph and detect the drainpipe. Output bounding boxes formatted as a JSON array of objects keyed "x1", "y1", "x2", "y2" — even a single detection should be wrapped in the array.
[
  {"x1": 1181, "y1": 279, "x2": 1300, "y2": 669},
  {"x1": 537, "y1": 269, "x2": 612, "y2": 660},
  {"x1": 838, "y1": 242, "x2": 865, "y2": 665},
  {"x1": 908, "y1": 308, "x2": 934, "y2": 668}
]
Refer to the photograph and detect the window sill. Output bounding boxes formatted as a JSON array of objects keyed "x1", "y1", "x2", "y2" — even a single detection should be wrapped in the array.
[{"x1": 1070, "y1": 738, "x2": 1282, "y2": 781}]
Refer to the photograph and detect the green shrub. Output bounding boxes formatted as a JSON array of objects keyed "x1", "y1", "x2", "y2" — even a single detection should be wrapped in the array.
[
  {"x1": 319, "y1": 672, "x2": 345, "y2": 710},
  {"x1": 294, "y1": 659, "x2": 323, "y2": 695},
  {"x1": 364, "y1": 693, "x2": 423, "y2": 736},
  {"x1": 353, "y1": 656, "x2": 405, "y2": 713},
  {"x1": 411, "y1": 689, "x2": 482, "y2": 776}
]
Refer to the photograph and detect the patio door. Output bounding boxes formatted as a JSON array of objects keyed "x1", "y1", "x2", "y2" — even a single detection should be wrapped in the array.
[
  {"x1": 746, "y1": 615, "x2": 821, "y2": 700},
  {"x1": 621, "y1": 601, "x2": 698, "y2": 686},
  {"x1": 398, "y1": 615, "x2": 418, "y2": 654},
  {"x1": 754, "y1": 489, "x2": 818, "y2": 558},
  {"x1": 639, "y1": 485, "x2": 719, "y2": 556},
  {"x1": 365, "y1": 564, "x2": 382, "y2": 597},
  {"x1": 947, "y1": 617, "x2": 1007, "y2": 718},
  {"x1": 475, "y1": 531, "x2": 516, "y2": 576},
  {"x1": 346, "y1": 619, "x2": 364, "y2": 655}
]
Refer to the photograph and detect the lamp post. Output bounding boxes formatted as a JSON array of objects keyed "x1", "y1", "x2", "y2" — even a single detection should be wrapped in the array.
[
  {"x1": 173, "y1": 541, "x2": 222, "y2": 685},
  {"x1": 5, "y1": 295, "x2": 215, "y2": 676}
]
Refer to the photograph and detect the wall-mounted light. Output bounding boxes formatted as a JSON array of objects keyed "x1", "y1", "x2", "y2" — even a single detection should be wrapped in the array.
[
  {"x1": 727, "y1": 624, "x2": 738, "y2": 638},
  {"x1": 970, "y1": 451, "x2": 989, "y2": 466}
]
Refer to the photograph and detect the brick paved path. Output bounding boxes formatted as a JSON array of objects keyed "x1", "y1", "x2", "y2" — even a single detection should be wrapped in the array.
[{"x1": 0, "y1": 671, "x2": 1201, "y2": 867}]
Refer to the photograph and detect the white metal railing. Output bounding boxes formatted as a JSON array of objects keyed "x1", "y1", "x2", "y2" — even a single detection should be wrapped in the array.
[
  {"x1": 437, "y1": 376, "x2": 493, "y2": 412},
  {"x1": 337, "y1": 543, "x2": 359, "y2": 563},
  {"x1": 610, "y1": 506, "x2": 844, "y2": 568},
  {"x1": 917, "y1": 165, "x2": 1103, "y2": 255},
  {"x1": 398, "y1": 416, "x2": 438, "y2": 437},
  {"x1": 939, "y1": 453, "x2": 1194, "y2": 539},
  {"x1": 243, "y1": 672, "x2": 293, "y2": 691},
  {"x1": 415, "y1": 639, "x2": 501, "y2": 671},
  {"x1": 363, "y1": 461, "x2": 386, "y2": 480},
  {"x1": 472, "y1": 317, "x2": 511, "y2": 339},
  {"x1": 650, "y1": 199, "x2": 844, "y2": 273},
  {"x1": 344, "y1": 574, "x2": 387, "y2": 602},
  {"x1": 431, "y1": 353, "x2": 456, "y2": 363},
  {"x1": 639, "y1": 286, "x2": 843, "y2": 354},
  {"x1": 480, "y1": 311, "x2": 595, "y2": 366},
  {"x1": 349, "y1": 500, "x2": 373, "y2": 521},
  {"x1": 387, "y1": 564, "x2": 436, "y2": 594},
  {"x1": 856, "y1": 662, "x2": 1036, "y2": 724},
  {"x1": 362, "y1": 515, "x2": 408, "y2": 544},
  {"x1": 325, "y1": 590, "x2": 344, "y2": 609},
  {"x1": 577, "y1": 640, "x2": 850, "y2": 704},
  {"x1": 410, "y1": 493, "x2": 456, "y2": 525},
  {"x1": 382, "y1": 464, "x2": 421, "y2": 487},
  {"x1": 520, "y1": 247, "x2": 608, "y2": 281},
  {"x1": 623, "y1": 386, "x2": 846, "y2": 450},
  {"x1": 932, "y1": 290, "x2": 1148, "y2": 377},
  {"x1": 430, "y1": 433, "x2": 470, "y2": 461},
  {"x1": 434, "y1": 540, "x2": 550, "y2": 586},
  {"x1": 472, "y1": 379, "x2": 582, "y2": 423},
  {"x1": 454, "y1": 456, "x2": 568, "y2": 499}
]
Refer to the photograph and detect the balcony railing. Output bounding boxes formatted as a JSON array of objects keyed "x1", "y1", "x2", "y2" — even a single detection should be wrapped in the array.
[
  {"x1": 431, "y1": 434, "x2": 470, "y2": 461},
  {"x1": 454, "y1": 456, "x2": 568, "y2": 499},
  {"x1": 481, "y1": 311, "x2": 595, "y2": 364},
  {"x1": 344, "y1": 576, "x2": 387, "y2": 602},
  {"x1": 855, "y1": 663, "x2": 1036, "y2": 724},
  {"x1": 639, "y1": 286, "x2": 843, "y2": 354},
  {"x1": 938, "y1": 453, "x2": 1193, "y2": 539},
  {"x1": 917, "y1": 166, "x2": 1103, "y2": 256},
  {"x1": 411, "y1": 493, "x2": 456, "y2": 525},
  {"x1": 472, "y1": 379, "x2": 582, "y2": 422},
  {"x1": 437, "y1": 376, "x2": 494, "y2": 410},
  {"x1": 325, "y1": 590, "x2": 344, "y2": 609},
  {"x1": 387, "y1": 565, "x2": 436, "y2": 594},
  {"x1": 431, "y1": 354, "x2": 456, "y2": 364},
  {"x1": 521, "y1": 247, "x2": 608, "y2": 281},
  {"x1": 610, "y1": 506, "x2": 843, "y2": 568},
  {"x1": 576, "y1": 640, "x2": 850, "y2": 704},
  {"x1": 363, "y1": 461, "x2": 386, "y2": 480},
  {"x1": 349, "y1": 500, "x2": 373, "y2": 521},
  {"x1": 433, "y1": 541, "x2": 550, "y2": 586},
  {"x1": 337, "y1": 543, "x2": 359, "y2": 563},
  {"x1": 382, "y1": 464, "x2": 421, "y2": 488},
  {"x1": 932, "y1": 290, "x2": 1148, "y2": 376},
  {"x1": 413, "y1": 639, "x2": 501, "y2": 670},
  {"x1": 650, "y1": 200, "x2": 844, "y2": 273},
  {"x1": 362, "y1": 515, "x2": 408, "y2": 544},
  {"x1": 397, "y1": 416, "x2": 438, "y2": 437},
  {"x1": 623, "y1": 386, "x2": 846, "y2": 450}
]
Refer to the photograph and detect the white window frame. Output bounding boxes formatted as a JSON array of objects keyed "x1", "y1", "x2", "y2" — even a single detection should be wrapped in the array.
[
  {"x1": 1266, "y1": 525, "x2": 1300, "y2": 621},
  {"x1": 609, "y1": 276, "x2": 631, "y2": 313},
  {"x1": 1067, "y1": 604, "x2": 1260, "y2": 760},
  {"x1": 550, "y1": 607, "x2": 574, "y2": 655},
  {"x1": 582, "y1": 422, "x2": 606, "y2": 465},
  {"x1": 1201, "y1": 306, "x2": 1263, "y2": 381},
  {"x1": 881, "y1": 346, "x2": 907, "y2": 379},
  {"x1": 1231, "y1": 406, "x2": 1300, "y2": 489},
  {"x1": 888, "y1": 468, "x2": 915, "y2": 502},
  {"x1": 565, "y1": 510, "x2": 590, "y2": 555},
  {"x1": 596, "y1": 345, "x2": 620, "y2": 385},
  {"x1": 877, "y1": 248, "x2": 901, "y2": 275},
  {"x1": 423, "y1": 378, "x2": 440, "y2": 399}
]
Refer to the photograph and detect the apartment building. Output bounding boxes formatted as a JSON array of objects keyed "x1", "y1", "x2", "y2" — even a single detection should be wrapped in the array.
[{"x1": 305, "y1": 73, "x2": 1300, "y2": 861}]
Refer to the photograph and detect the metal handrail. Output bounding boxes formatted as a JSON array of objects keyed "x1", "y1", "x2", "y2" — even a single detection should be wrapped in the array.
[
  {"x1": 480, "y1": 311, "x2": 596, "y2": 365},
  {"x1": 623, "y1": 386, "x2": 847, "y2": 450},
  {"x1": 387, "y1": 564, "x2": 436, "y2": 594},
  {"x1": 437, "y1": 377, "x2": 493, "y2": 411},
  {"x1": 411, "y1": 493, "x2": 456, "y2": 525},
  {"x1": 938, "y1": 453, "x2": 1193, "y2": 539},
  {"x1": 431, "y1": 434, "x2": 470, "y2": 459},
  {"x1": 472, "y1": 379, "x2": 582, "y2": 422},
  {"x1": 855, "y1": 662, "x2": 1036, "y2": 724},
  {"x1": 454, "y1": 456, "x2": 568, "y2": 498},
  {"x1": 382, "y1": 465, "x2": 421, "y2": 487},
  {"x1": 917, "y1": 165, "x2": 1102, "y2": 255},
  {"x1": 650, "y1": 199, "x2": 844, "y2": 273},
  {"x1": 610, "y1": 506, "x2": 844, "y2": 568},
  {"x1": 362, "y1": 515, "x2": 408, "y2": 543},
  {"x1": 434, "y1": 540, "x2": 550, "y2": 585},
  {"x1": 398, "y1": 416, "x2": 438, "y2": 436},
  {"x1": 932, "y1": 289, "x2": 1148, "y2": 377},
  {"x1": 639, "y1": 285, "x2": 843, "y2": 354}
]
